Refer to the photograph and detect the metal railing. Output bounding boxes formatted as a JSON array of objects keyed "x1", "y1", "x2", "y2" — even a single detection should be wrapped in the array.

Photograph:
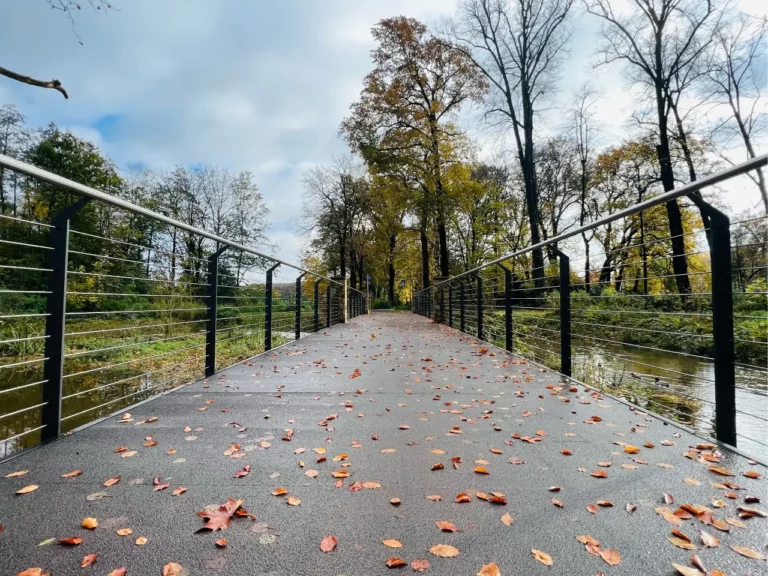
[
  {"x1": 414, "y1": 155, "x2": 768, "y2": 461},
  {"x1": 0, "y1": 153, "x2": 367, "y2": 460}
]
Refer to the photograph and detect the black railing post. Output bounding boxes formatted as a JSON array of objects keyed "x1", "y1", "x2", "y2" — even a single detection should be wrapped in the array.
[
  {"x1": 439, "y1": 285, "x2": 445, "y2": 324},
  {"x1": 314, "y1": 280, "x2": 320, "y2": 332},
  {"x1": 497, "y1": 264, "x2": 513, "y2": 353},
  {"x1": 460, "y1": 282, "x2": 466, "y2": 332},
  {"x1": 476, "y1": 275, "x2": 483, "y2": 340},
  {"x1": 264, "y1": 263, "x2": 279, "y2": 351},
  {"x1": 41, "y1": 197, "x2": 89, "y2": 442},
  {"x1": 697, "y1": 201, "x2": 737, "y2": 446},
  {"x1": 557, "y1": 250, "x2": 572, "y2": 378},
  {"x1": 448, "y1": 284, "x2": 453, "y2": 327},
  {"x1": 326, "y1": 284, "x2": 332, "y2": 327},
  {"x1": 295, "y1": 272, "x2": 307, "y2": 340},
  {"x1": 205, "y1": 245, "x2": 227, "y2": 378}
]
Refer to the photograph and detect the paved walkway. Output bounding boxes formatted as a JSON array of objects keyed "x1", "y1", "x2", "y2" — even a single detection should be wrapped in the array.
[{"x1": 1, "y1": 312, "x2": 765, "y2": 576}]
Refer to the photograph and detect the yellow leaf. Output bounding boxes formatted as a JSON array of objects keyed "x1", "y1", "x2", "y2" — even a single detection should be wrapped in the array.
[
  {"x1": 477, "y1": 562, "x2": 501, "y2": 576},
  {"x1": 81, "y1": 517, "x2": 98, "y2": 530},
  {"x1": 135, "y1": 537, "x2": 148, "y2": 546},
  {"x1": 383, "y1": 539, "x2": 403, "y2": 548}
]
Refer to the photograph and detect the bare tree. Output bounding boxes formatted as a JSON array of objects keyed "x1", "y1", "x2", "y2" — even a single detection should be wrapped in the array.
[
  {"x1": 568, "y1": 85, "x2": 601, "y2": 292},
  {"x1": 0, "y1": 0, "x2": 114, "y2": 98},
  {"x1": 705, "y1": 13, "x2": 767, "y2": 213},
  {"x1": 585, "y1": 0, "x2": 719, "y2": 296},
  {"x1": 445, "y1": 0, "x2": 575, "y2": 285}
]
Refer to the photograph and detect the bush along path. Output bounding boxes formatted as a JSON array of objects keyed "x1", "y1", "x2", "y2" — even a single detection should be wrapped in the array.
[{"x1": 0, "y1": 312, "x2": 765, "y2": 575}]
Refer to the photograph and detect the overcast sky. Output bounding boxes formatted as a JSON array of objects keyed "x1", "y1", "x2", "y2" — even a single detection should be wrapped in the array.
[{"x1": 1, "y1": 0, "x2": 764, "y2": 269}]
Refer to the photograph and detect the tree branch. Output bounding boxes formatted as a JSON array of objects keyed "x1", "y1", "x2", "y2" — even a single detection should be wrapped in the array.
[{"x1": 0, "y1": 66, "x2": 69, "y2": 98}]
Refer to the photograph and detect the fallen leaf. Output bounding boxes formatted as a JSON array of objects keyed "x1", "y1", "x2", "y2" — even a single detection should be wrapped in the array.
[
  {"x1": 699, "y1": 529, "x2": 719, "y2": 548},
  {"x1": 15, "y1": 484, "x2": 38, "y2": 495},
  {"x1": 363, "y1": 481, "x2": 381, "y2": 489},
  {"x1": 577, "y1": 535, "x2": 600, "y2": 546},
  {"x1": 385, "y1": 557, "x2": 407, "y2": 568},
  {"x1": 455, "y1": 493, "x2": 472, "y2": 503},
  {"x1": 390, "y1": 498, "x2": 401, "y2": 506},
  {"x1": 215, "y1": 538, "x2": 227, "y2": 548},
  {"x1": 272, "y1": 488, "x2": 288, "y2": 496},
  {"x1": 197, "y1": 498, "x2": 243, "y2": 531},
  {"x1": 708, "y1": 466, "x2": 735, "y2": 477},
  {"x1": 671, "y1": 563, "x2": 705, "y2": 576},
  {"x1": 16, "y1": 570, "x2": 47, "y2": 576},
  {"x1": 36, "y1": 538, "x2": 56, "y2": 547},
  {"x1": 135, "y1": 536, "x2": 148, "y2": 545},
  {"x1": 411, "y1": 558, "x2": 430, "y2": 572},
  {"x1": 81, "y1": 554, "x2": 98, "y2": 567},
  {"x1": 586, "y1": 504, "x2": 598, "y2": 514},
  {"x1": 436, "y1": 521, "x2": 459, "y2": 532},
  {"x1": 430, "y1": 544, "x2": 460, "y2": 557},
  {"x1": 81, "y1": 517, "x2": 98, "y2": 530},
  {"x1": 730, "y1": 545, "x2": 765, "y2": 560},
  {"x1": 426, "y1": 494, "x2": 443, "y2": 501},
  {"x1": 599, "y1": 548, "x2": 621, "y2": 566},
  {"x1": 320, "y1": 535, "x2": 338, "y2": 552},
  {"x1": 61, "y1": 470, "x2": 82, "y2": 478},
  {"x1": 383, "y1": 539, "x2": 403, "y2": 548},
  {"x1": 668, "y1": 537, "x2": 697, "y2": 550},
  {"x1": 431, "y1": 463, "x2": 445, "y2": 471},
  {"x1": 287, "y1": 496, "x2": 301, "y2": 506},
  {"x1": 121, "y1": 451, "x2": 137, "y2": 458},
  {"x1": 474, "y1": 466, "x2": 489, "y2": 475},
  {"x1": 531, "y1": 549, "x2": 553, "y2": 566},
  {"x1": 58, "y1": 537, "x2": 83, "y2": 546},
  {"x1": 743, "y1": 470, "x2": 762, "y2": 479},
  {"x1": 590, "y1": 470, "x2": 608, "y2": 478},
  {"x1": 103, "y1": 476, "x2": 120, "y2": 487},
  {"x1": 552, "y1": 498, "x2": 565, "y2": 508},
  {"x1": 116, "y1": 528, "x2": 132, "y2": 536},
  {"x1": 500, "y1": 512, "x2": 514, "y2": 526},
  {"x1": 477, "y1": 562, "x2": 501, "y2": 576},
  {"x1": 4, "y1": 470, "x2": 28, "y2": 478},
  {"x1": 162, "y1": 562, "x2": 184, "y2": 576},
  {"x1": 172, "y1": 486, "x2": 187, "y2": 496},
  {"x1": 107, "y1": 570, "x2": 127, "y2": 576}
]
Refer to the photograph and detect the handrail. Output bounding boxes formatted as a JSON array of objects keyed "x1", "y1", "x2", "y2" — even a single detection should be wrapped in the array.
[
  {"x1": 428, "y1": 154, "x2": 767, "y2": 288},
  {"x1": 0, "y1": 152, "x2": 347, "y2": 288}
]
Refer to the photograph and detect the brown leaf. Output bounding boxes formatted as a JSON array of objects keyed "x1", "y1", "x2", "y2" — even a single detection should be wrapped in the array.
[
  {"x1": 708, "y1": 466, "x2": 735, "y2": 477},
  {"x1": 477, "y1": 562, "x2": 501, "y2": 576},
  {"x1": 552, "y1": 498, "x2": 565, "y2": 508},
  {"x1": 500, "y1": 512, "x2": 514, "y2": 526},
  {"x1": 599, "y1": 548, "x2": 621, "y2": 566},
  {"x1": 561, "y1": 449, "x2": 572, "y2": 456},
  {"x1": 455, "y1": 493, "x2": 472, "y2": 503},
  {"x1": 576, "y1": 535, "x2": 600, "y2": 546},
  {"x1": 426, "y1": 494, "x2": 443, "y2": 501},
  {"x1": 272, "y1": 487, "x2": 288, "y2": 496},
  {"x1": 586, "y1": 504, "x2": 598, "y2": 514},
  {"x1": 81, "y1": 517, "x2": 98, "y2": 529},
  {"x1": 411, "y1": 558, "x2": 430, "y2": 572},
  {"x1": 162, "y1": 562, "x2": 184, "y2": 576},
  {"x1": 61, "y1": 470, "x2": 82, "y2": 478},
  {"x1": 103, "y1": 476, "x2": 120, "y2": 487},
  {"x1": 320, "y1": 535, "x2": 338, "y2": 552},
  {"x1": 135, "y1": 536, "x2": 148, "y2": 546},
  {"x1": 116, "y1": 528, "x2": 132, "y2": 536},
  {"x1": 385, "y1": 557, "x2": 407, "y2": 568},
  {"x1": 197, "y1": 498, "x2": 243, "y2": 531},
  {"x1": 390, "y1": 498, "x2": 401, "y2": 506},
  {"x1": 58, "y1": 537, "x2": 83, "y2": 546},
  {"x1": 474, "y1": 466, "x2": 490, "y2": 475},
  {"x1": 531, "y1": 549, "x2": 553, "y2": 566},
  {"x1": 743, "y1": 470, "x2": 762, "y2": 479},
  {"x1": 730, "y1": 545, "x2": 766, "y2": 560},
  {"x1": 15, "y1": 484, "x2": 38, "y2": 495},
  {"x1": 172, "y1": 486, "x2": 187, "y2": 496},
  {"x1": 107, "y1": 570, "x2": 128, "y2": 576},
  {"x1": 431, "y1": 463, "x2": 445, "y2": 471},
  {"x1": 699, "y1": 529, "x2": 719, "y2": 548},
  {"x1": 383, "y1": 539, "x2": 403, "y2": 548},
  {"x1": 430, "y1": 544, "x2": 460, "y2": 557},
  {"x1": 671, "y1": 563, "x2": 705, "y2": 576},
  {"x1": 624, "y1": 445, "x2": 640, "y2": 454},
  {"x1": 4, "y1": 469, "x2": 28, "y2": 478},
  {"x1": 626, "y1": 503, "x2": 637, "y2": 513},
  {"x1": 286, "y1": 496, "x2": 301, "y2": 506},
  {"x1": 597, "y1": 500, "x2": 614, "y2": 507},
  {"x1": 215, "y1": 538, "x2": 227, "y2": 548},
  {"x1": 16, "y1": 570, "x2": 47, "y2": 576},
  {"x1": 436, "y1": 521, "x2": 459, "y2": 532},
  {"x1": 590, "y1": 470, "x2": 608, "y2": 478},
  {"x1": 668, "y1": 537, "x2": 697, "y2": 550},
  {"x1": 81, "y1": 554, "x2": 98, "y2": 567}
]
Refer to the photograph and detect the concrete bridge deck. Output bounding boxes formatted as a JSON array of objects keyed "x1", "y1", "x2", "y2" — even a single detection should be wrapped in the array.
[{"x1": 1, "y1": 312, "x2": 765, "y2": 575}]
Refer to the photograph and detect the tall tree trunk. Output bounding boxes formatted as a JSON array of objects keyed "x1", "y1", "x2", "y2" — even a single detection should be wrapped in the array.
[
  {"x1": 388, "y1": 234, "x2": 397, "y2": 304},
  {"x1": 654, "y1": 36, "x2": 691, "y2": 297},
  {"x1": 420, "y1": 220, "x2": 430, "y2": 289},
  {"x1": 521, "y1": 92, "x2": 544, "y2": 285},
  {"x1": 350, "y1": 246, "x2": 357, "y2": 290},
  {"x1": 429, "y1": 117, "x2": 450, "y2": 277},
  {"x1": 583, "y1": 236, "x2": 591, "y2": 294}
]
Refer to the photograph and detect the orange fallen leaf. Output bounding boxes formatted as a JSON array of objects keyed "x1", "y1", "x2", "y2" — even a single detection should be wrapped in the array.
[
  {"x1": 430, "y1": 544, "x2": 460, "y2": 557},
  {"x1": 474, "y1": 466, "x2": 490, "y2": 475},
  {"x1": 172, "y1": 486, "x2": 187, "y2": 496},
  {"x1": 708, "y1": 466, "x2": 735, "y2": 476},
  {"x1": 624, "y1": 445, "x2": 640, "y2": 454},
  {"x1": 286, "y1": 496, "x2": 301, "y2": 506},
  {"x1": 577, "y1": 535, "x2": 600, "y2": 546},
  {"x1": 386, "y1": 557, "x2": 407, "y2": 568},
  {"x1": 390, "y1": 498, "x2": 401, "y2": 506},
  {"x1": 431, "y1": 463, "x2": 445, "y2": 471},
  {"x1": 58, "y1": 537, "x2": 83, "y2": 546},
  {"x1": 597, "y1": 500, "x2": 614, "y2": 507},
  {"x1": 730, "y1": 545, "x2": 765, "y2": 560},
  {"x1": 590, "y1": 470, "x2": 608, "y2": 478},
  {"x1": 215, "y1": 538, "x2": 227, "y2": 548},
  {"x1": 743, "y1": 470, "x2": 762, "y2": 479},
  {"x1": 455, "y1": 493, "x2": 472, "y2": 503},
  {"x1": 671, "y1": 563, "x2": 704, "y2": 576},
  {"x1": 383, "y1": 539, "x2": 403, "y2": 548},
  {"x1": 532, "y1": 549, "x2": 553, "y2": 566},
  {"x1": 599, "y1": 548, "x2": 621, "y2": 566},
  {"x1": 135, "y1": 536, "x2": 148, "y2": 546},
  {"x1": 477, "y1": 562, "x2": 501, "y2": 576},
  {"x1": 561, "y1": 449, "x2": 572, "y2": 456},
  {"x1": 103, "y1": 476, "x2": 120, "y2": 487},
  {"x1": 586, "y1": 504, "x2": 598, "y2": 514},
  {"x1": 272, "y1": 487, "x2": 288, "y2": 496},
  {"x1": 116, "y1": 528, "x2": 132, "y2": 536},
  {"x1": 61, "y1": 470, "x2": 82, "y2": 478},
  {"x1": 436, "y1": 521, "x2": 459, "y2": 532},
  {"x1": 81, "y1": 517, "x2": 98, "y2": 529},
  {"x1": 362, "y1": 481, "x2": 381, "y2": 489},
  {"x1": 107, "y1": 570, "x2": 127, "y2": 576},
  {"x1": 320, "y1": 535, "x2": 338, "y2": 552},
  {"x1": 162, "y1": 563, "x2": 184, "y2": 576},
  {"x1": 699, "y1": 529, "x2": 719, "y2": 548},
  {"x1": 16, "y1": 484, "x2": 38, "y2": 495},
  {"x1": 668, "y1": 537, "x2": 697, "y2": 550},
  {"x1": 81, "y1": 554, "x2": 98, "y2": 567}
]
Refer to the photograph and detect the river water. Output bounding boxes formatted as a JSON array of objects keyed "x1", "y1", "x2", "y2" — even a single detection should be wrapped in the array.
[{"x1": 570, "y1": 342, "x2": 767, "y2": 462}]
